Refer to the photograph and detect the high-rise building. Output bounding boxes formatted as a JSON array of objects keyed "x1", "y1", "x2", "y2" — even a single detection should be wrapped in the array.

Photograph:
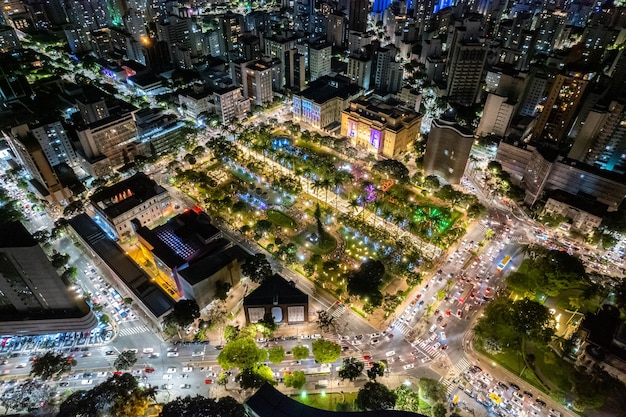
[
  {"x1": 327, "y1": 12, "x2": 347, "y2": 47},
  {"x1": 446, "y1": 24, "x2": 487, "y2": 106},
  {"x1": 0, "y1": 25, "x2": 20, "y2": 52},
  {"x1": 309, "y1": 42, "x2": 332, "y2": 81},
  {"x1": 217, "y1": 12, "x2": 244, "y2": 59},
  {"x1": 0, "y1": 221, "x2": 98, "y2": 336},
  {"x1": 348, "y1": 0, "x2": 368, "y2": 32},
  {"x1": 5, "y1": 125, "x2": 73, "y2": 206},
  {"x1": 232, "y1": 58, "x2": 282, "y2": 106},
  {"x1": 423, "y1": 109, "x2": 474, "y2": 184},
  {"x1": 30, "y1": 121, "x2": 78, "y2": 167},
  {"x1": 347, "y1": 52, "x2": 372, "y2": 90},
  {"x1": 531, "y1": 71, "x2": 588, "y2": 145},
  {"x1": 476, "y1": 93, "x2": 516, "y2": 138},
  {"x1": 371, "y1": 46, "x2": 403, "y2": 93},
  {"x1": 213, "y1": 86, "x2": 251, "y2": 123},
  {"x1": 569, "y1": 100, "x2": 626, "y2": 173}
]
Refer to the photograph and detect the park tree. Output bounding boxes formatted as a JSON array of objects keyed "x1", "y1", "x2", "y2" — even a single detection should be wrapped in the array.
[
  {"x1": 30, "y1": 352, "x2": 76, "y2": 380},
  {"x1": 284, "y1": 370, "x2": 306, "y2": 389},
  {"x1": 51, "y1": 252, "x2": 70, "y2": 269},
  {"x1": 372, "y1": 159, "x2": 410, "y2": 183},
  {"x1": 346, "y1": 259, "x2": 385, "y2": 307},
  {"x1": 292, "y1": 345, "x2": 310, "y2": 360},
  {"x1": 338, "y1": 357, "x2": 364, "y2": 381},
  {"x1": 159, "y1": 395, "x2": 244, "y2": 417},
  {"x1": 267, "y1": 346, "x2": 285, "y2": 364},
  {"x1": 510, "y1": 298, "x2": 555, "y2": 343},
  {"x1": 241, "y1": 253, "x2": 273, "y2": 283},
  {"x1": 367, "y1": 362, "x2": 385, "y2": 380},
  {"x1": 114, "y1": 350, "x2": 138, "y2": 370},
  {"x1": 217, "y1": 337, "x2": 266, "y2": 370},
  {"x1": 432, "y1": 403, "x2": 447, "y2": 417},
  {"x1": 356, "y1": 381, "x2": 397, "y2": 411},
  {"x1": 224, "y1": 325, "x2": 240, "y2": 342},
  {"x1": 167, "y1": 299, "x2": 200, "y2": 328},
  {"x1": 316, "y1": 310, "x2": 336, "y2": 332},
  {"x1": 218, "y1": 372, "x2": 229, "y2": 388},
  {"x1": 0, "y1": 379, "x2": 53, "y2": 414},
  {"x1": 236, "y1": 365, "x2": 274, "y2": 390},
  {"x1": 258, "y1": 311, "x2": 278, "y2": 336},
  {"x1": 394, "y1": 385, "x2": 420, "y2": 412},
  {"x1": 418, "y1": 378, "x2": 447, "y2": 403},
  {"x1": 311, "y1": 338, "x2": 341, "y2": 364},
  {"x1": 58, "y1": 373, "x2": 153, "y2": 417}
]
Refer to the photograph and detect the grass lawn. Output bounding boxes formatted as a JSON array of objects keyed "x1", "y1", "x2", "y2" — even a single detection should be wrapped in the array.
[
  {"x1": 294, "y1": 225, "x2": 337, "y2": 255},
  {"x1": 267, "y1": 209, "x2": 298, "y2": 228},
  {"x1": 533, "y1": 347, "x2": 577, "y2": 394},
  {"x1": 292, "y1": 392, "x2": 358, "y2": 411}
]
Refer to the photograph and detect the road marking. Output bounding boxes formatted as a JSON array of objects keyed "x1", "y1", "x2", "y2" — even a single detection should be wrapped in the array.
[
  {"x1": 118, "y1": 325, "x2": 149, "y2": 337},
  {"x1": 452, "y1": 357, "x2": 472, "y2": 375}
]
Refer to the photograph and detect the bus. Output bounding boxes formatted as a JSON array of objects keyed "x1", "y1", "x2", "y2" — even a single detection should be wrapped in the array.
[
  {"x1": 496, "y1": 255, "x2": 511, "y2": 272},
  {"x1": 458, "y1": 285, "x2": 473, "y2": 304}
]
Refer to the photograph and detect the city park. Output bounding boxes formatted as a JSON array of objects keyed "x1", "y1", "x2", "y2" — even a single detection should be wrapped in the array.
[{"x1": 170, "y1": 120, "x2": 484, "y2": 318}]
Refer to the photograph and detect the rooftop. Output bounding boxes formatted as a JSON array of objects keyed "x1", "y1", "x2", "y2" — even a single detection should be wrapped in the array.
[
  {"x1": 244, "y1": 274, "x2": 308, "y2": 306},
  {"x1": 135, "y1": 210, "x2": 223, "y2": 269},
  {"x1": 69, "y1": 214, "x2": 175, "y2": 318},
  {"x1": 298, "y1": 76, "x2": 360, "y2": 105},
  {"x1": 179, "y1": 244, "x2": 249, "y2": 285},
  {"x1": 547, "y1": 189, "x2": 609, "y2": 218},
  {"x1": 90, "y1": 173, "x2": 168, "y2": 220}
]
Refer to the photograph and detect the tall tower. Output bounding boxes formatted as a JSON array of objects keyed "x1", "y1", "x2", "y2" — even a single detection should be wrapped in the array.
[
  {"x1": 348, "y1": 0, "x2": 368, "y2": 32},
  {"x1": 446, "y1": 22, "x2": 487, "y2": 106},
  {"x1": 531, "y1": 71, "x2": 588, "y2": 146}
]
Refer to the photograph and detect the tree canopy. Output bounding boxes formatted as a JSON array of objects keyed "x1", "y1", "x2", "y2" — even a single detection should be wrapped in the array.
[
  {"x1": 217, "y1": 337, "x2": 266, "y2": 370},
  {"x1": 372, "y1": 159, "x2": 410, "y2": 183},
  {"x1": 338, "y1": 357, "x2": 364, "y2": 381},
  {"x1": 30, "y1": 352, "x2": 76, "y2": 380},
  {"x1": 291, "y1": 345, "x2": 310, "y2": 360},
  {"x1": 159, "y1": 395, "x2": 244, "y2": 417},
  {"x1": 114, "y1": 350, "x2": 138, "y2": 371},
  {"x1": 346, "y1": 259, "x2": 385, "y2": 306},
  {"x1": 356, "y1": 381, "x2": 397, "y2": 410},
  {"x1": 284, "y1": 370, "x2": 306, "y2": 389},
  {"x1": 241, "y1": 253, "x2": 273, "y2": 283},
  {"x1": 167, "y1": 299, "x2": 200, "y2": 328},
  {"x1": 311, "y1": 338, "x2": 341, "y2": 364}
]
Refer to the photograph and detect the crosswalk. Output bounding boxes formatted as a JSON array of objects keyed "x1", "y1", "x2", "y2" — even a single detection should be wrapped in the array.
[
  {"x1": 412, "y1": 337, "x2": 443, "y2": 360},
  {"x1": 452, "y1": 358, "x2": 472, "y2": 375},
  {"x1": 118, "y1": 325, "x2": 149, "y2": 337},
  {"x1": 440, "y1": 377, "x2": 455, "y2": 394},
  {"x1": 397, "y1": 323, "x2": 413, "y2": 337},
  {"x1": 329, "y1": 303, "x2": 346, "y2": 318}
]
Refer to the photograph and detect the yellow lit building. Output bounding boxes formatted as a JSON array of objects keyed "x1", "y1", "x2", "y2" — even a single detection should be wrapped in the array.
[{"x1": 341, "y1": 95, "x2": 422, "y2": 158}]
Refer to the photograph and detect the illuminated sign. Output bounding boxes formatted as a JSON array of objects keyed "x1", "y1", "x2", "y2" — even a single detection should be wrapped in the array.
[{"x1": 370, "y1": 128, "x2": 381, "y2": 149}]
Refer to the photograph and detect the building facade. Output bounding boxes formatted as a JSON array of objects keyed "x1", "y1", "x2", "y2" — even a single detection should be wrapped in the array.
[
  {"x1": 341, "y1": 96, "x2": 422, "y2": 158},
  {"x1": 422, "y1": 109, "x2": 474, "y2": 184}
]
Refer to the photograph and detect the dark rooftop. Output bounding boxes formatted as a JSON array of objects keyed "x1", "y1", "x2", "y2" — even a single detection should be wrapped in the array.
[
  {"x1": 179, "y1": 244, "x2": 249, "y2": 285},
  {"x1": 69, "y1": 214, "x2": 175, "y2": 318},
  {"x1": 0, "y1": 221, "x2": 37, "y2": 248},
  {"x1": 90, "y1": 172, "x2": 167, "y2": 219},
  {"x1": 245, "y1": 383, "x2": 428, "y2": 417},
  {"x1": 243, "y1": 274, "x2": 308, "y2": 306},
  {"x1": 298, "y1": 76, "x2": 361, "y2": 104},
  {"x1": 547, "y1": 189, "x2": 608, "y2": 218},
  {"x1": 135, "y1": 210, "x2": 222, "y2": 269}
]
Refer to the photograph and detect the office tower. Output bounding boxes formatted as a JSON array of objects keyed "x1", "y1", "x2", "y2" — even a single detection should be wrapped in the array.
[
  {"x1": 0, "y1": 221, "x2": 97, "y2": 336},
  {"x1": 0, "y1": 25, "x2": 19, "y2": 52},
  {"x1": 232, "y1": 58, "x2": 282, "y2": 106},
  {"x1": 64, "y1": 0, "x2": 109, "y2": 31},
  {"x1": 5, "y1": 124, "x2": 72, "y2": 205},
  {"x1": 423, "y1": 109, "x2": 474, "y2": 184},
  {"x1": 327, "y1": 12, "x2": 347, "y2": 47},
  {"x1": 213, "y1": 86, "x2": 251, "y2": 124},
  {"x1": 347, "y1": 52, "x2": 372, "y2": 90},
  {"x1": 371, "y1": 46, "x2": 403, "y2": 93},
  {"x1": 569, "y1": 100, "x2": 626, "y2": 173},
  {"x1": 309, "y1": 42, "x2": 332, "y2": 81},
  {"x1": 285, "y1": 49, "x2": 306, "y2": 92},
  {"x1": 30, "y1": 121, "x2": 78, "y2": 167},
  {"x1": 446, "y1": 22, "x2": 487, "y2": 106},
  {"x1": 476, "y1": 93, "x2": 516, "y2": 138},
  {"x1": 217, "y1": 12, "x2": 244, "y2": 59},
  {"x1": 240, "y1": 33, "x2": 261, "y2": 61},
  {"x1": 264, "y1": 32, "x2": 300, "y2": 88},
  {"x1": 348, "y1": 30, "x2": 372, "y2": 53},
  {"x1": 349, "y1": 0, "x2": 368, "y2": 32},
  {"x1": 532, "y1": 9, "x2": 567, "y2": 56},
  {"x1": 531, "y1": 71, "x2": 588, "y2": 145},
  {"x1": 76, "y1": 87, "x2": 109, "y2": 124}
]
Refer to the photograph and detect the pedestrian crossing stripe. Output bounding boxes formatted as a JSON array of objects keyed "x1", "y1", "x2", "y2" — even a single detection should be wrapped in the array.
[
  {"x1": 440, "y1": 378, "x2": 455, "y2": 394},
  {"x1": 118, "y1": 325, "x2": 149, "y2": 337},
  {"x1": 330, "y1": 304, "x2": 346, "y2": 318},
  {"x1": 452, "y1": 358, "x2": 472, "y2": 375}
]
